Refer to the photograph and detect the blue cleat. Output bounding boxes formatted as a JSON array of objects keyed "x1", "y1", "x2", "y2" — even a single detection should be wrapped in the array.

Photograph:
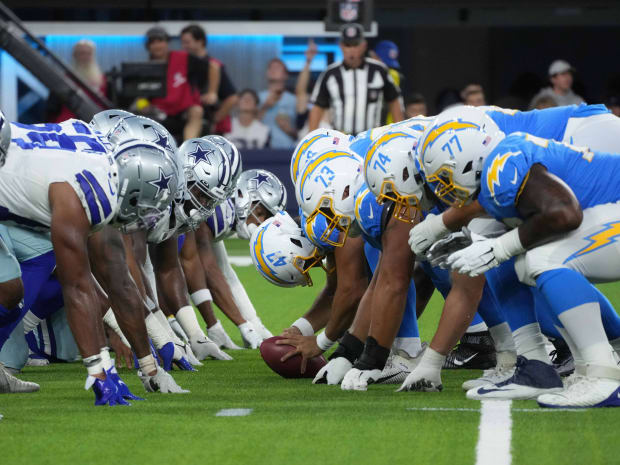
[
  {"x1": 173, "y1": 356, "x2": 197, "y2": 371},
  {"x1": 106, "y1": 366, "x2": 145, "y2": 401},
  {"x1": 158, "y1": 342, "x2": 175, "y2": 371}
]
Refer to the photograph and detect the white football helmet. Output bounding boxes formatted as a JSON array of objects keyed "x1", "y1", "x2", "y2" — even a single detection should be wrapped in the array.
[
  {"x1": 250, "y1": 211, "x2": 325, "y2": 287},
  {"x1": 90, "y1": 109, "x2": 134, "y2": 134},
  {"x1": 202, "y1": 135, "x2": 241, "y2": 198},
  {"x1": 234, "y1": 169, "x2": 287, "y2": 240},
  {"x1": 176, "y1": 138, "x2": 231, "y2": 231},
  {"x1": 364, "y1": 126, "x2": 430, "y2": 223},
  {"x1": 290, "y1": 128, "x2": 352, "y2": 186},
  {"x1": 296, "y1": 148, "x2": 364, "y2": 247},
  {"x1": 0, "y1": 110, "x2": 11, "y2": 167},
  {"x1": 418, "y1": 106, "x2": 504, "y2": 207}
]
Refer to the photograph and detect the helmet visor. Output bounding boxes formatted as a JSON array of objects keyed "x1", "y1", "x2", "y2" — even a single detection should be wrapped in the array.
[
  {"x1": 292, "y1": 246, "x2": 327, "y2": 287},
  {"x1": 425, "y1": 166, "x2": 472, "y2": 208},
  {"x1": 377, "y1": 180, "x2": 421, "y2": 224},
  {"x1": 307, "y1": 196, "x2": 350, "y2": 247}
]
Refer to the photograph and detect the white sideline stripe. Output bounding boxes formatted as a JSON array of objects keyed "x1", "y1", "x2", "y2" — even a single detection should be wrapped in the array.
[
  {"x1": 215, "y1": 408, "x2": 253, "y2": 417},
  {"x1": 229, "y1": 256, "x2": 252, "y2": 266},
  {"x1": 406, "y1": 407, "x2": 585, "y2": 413},
  {"x1": 475, "y1": 401, "x2": 512, "y2": 465}
]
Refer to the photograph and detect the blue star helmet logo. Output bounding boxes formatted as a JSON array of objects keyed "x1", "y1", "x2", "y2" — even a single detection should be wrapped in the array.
[
  {"x1": 151, "y1": 127, "x2": 171, "y2": 150},
  {"x1": 188, "y1": 143, "x2": 213, "y2": 165},
  {"x1": 148, "y1": 167, "x2": 173, "y2": 196},
  {"x1": 251, "y1": 172, "x2": 271, "y2": 188}
]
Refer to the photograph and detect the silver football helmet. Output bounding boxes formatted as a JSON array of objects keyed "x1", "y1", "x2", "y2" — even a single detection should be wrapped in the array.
[
  {"x1": 202, "y1": 135, "x2": 241, "y2": 198},
  {"x1": 112, "y1": 139, "x2": 178, "y2": 234},
  {"x1": 90, "y1": 109, "x2": 134, "y2": 135},
  {"x1": 176, "y1": 138, "x2": 232, "y2": 232},
  {"x1": 234, "y1": 169, "x2": 287, "y2": 240},
  {"x1": 0, "y1": 110, "x2": 11, "y2": 167}
]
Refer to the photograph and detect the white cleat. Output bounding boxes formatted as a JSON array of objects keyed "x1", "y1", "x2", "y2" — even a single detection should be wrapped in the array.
[
  {"x1": 462, "y1": 365, "x2": 516, "y2": 391},
  {"x1": 0, "y1": 364, "x2": 40, "y2": 393},
  {"x1": 26, "y1": 356, "x2": 50, "y2": 367},
  {"x1": 466, "y1": 356, "x2": 563, "y2": 401},
  {"x1": 139, "y1": 366, "x2": 189, "y2": 393},
  {"x1": 376, "y1": 345, "x2": 427, "y2": 385},
  {"x1": 538, "y1": 365, "x2": 620, "y2": 408},
  {"x1": 190, "y1": 336, "x2": 233, "y2": 361},
  {"x1": 208, "y1": 320, "x2": 242, "y2": 350}
]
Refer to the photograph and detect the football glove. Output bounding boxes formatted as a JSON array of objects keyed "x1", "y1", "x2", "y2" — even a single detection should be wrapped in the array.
[
  {"x1": 408, "y1": 213, "x2": 450, "y2": 257},
  {"x1": 341, "y1": 368, "x2": 382, "y2": 391},
  {"x1": 446, "y1": 238, "x2": 501, "y2": 277},
  {"x1": 397, "y1": 364, "x2": 443, "y2": 392},
  {"x1": 427, "y1": 230, "x2": 473, "y2": 269},
  {"x1": 190, "y1": 336, "x2": 233, "y2": 361},
  {"x1": 313, "y1": 357, "x2": 353, "y2": 385},
  {"x1": 239, "y1": 321, "x2": 262, "y2": 349},
  {"x1": 208, "y1": 320, "x2": 243, "y2": 350},
  {"x1": 139, "y1": 366, "x2": 189, "y2": 393}
]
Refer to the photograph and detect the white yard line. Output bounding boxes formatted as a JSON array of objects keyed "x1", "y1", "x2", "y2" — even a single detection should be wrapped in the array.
[
  {"x1": 475, "y1": 401, "x2": 512, "y2": 465},
  {"x1": 406, "y1": 407, "x2": 584, "y2": 413},
  {"x1": 215, "y1": 408, "x2": 253, "y2": 417}
]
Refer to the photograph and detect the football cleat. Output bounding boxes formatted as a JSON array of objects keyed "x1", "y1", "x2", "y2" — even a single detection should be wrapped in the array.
[
  {"x1": 139, "y1": 366, "x2": 190, "y2": 393},
  {"x1": 466, "y1": 356, "x2": 563, "y2": 400},
  {"x1": 538, "y1": 365, "x2": 620, "y2": 408},
  {"x1": 376, "y1": 345, "x2": 427, "y2": 385},
  {"x1": 462, "y1": 364, "x2": 516, "y2": 391},
  {"x1": 190, "y1": 336, "x2": 233, "y2": 361},
  {"x1": 0, "y1": 364, "x2": 40, "y2": 393},
  {"x1": 158, "y1": 341, "x2": 175, "y2": 371},
  {"x1": 87, "y1": 376, "x2": 130, "y2": 406},
  {"x1": 549, "y1": 338, "x2": 575, "y2": 377},
  {"x1": 341, "y1": 368, "x2": 383, "y2": 391},
  {"x1": 208, "y1": 320, "x2": 243, "y2": 350},
  {"x1": 443, "y1": 331, "x2": 496, "y2": 370},
  {"x1": 25, "y1": 354, "x2": 50, "y2": 367},
  {"x1": 106, "y1": 365, "x2": 144, "y2": 401}
]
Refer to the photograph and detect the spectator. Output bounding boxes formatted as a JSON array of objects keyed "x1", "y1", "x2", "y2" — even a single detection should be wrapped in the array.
[
  {"x1": 47, "y1": 39, "x2": 107, "y2": 123},
  {"x1": 405, "y1": 92, "x2": 427, "y2": 118},
  {"x1": 308, "y1": 23, "x2": 403, "y2": 134},
  {"x1": 258, "y1": 58, "x2": 298, "y2": 148},
  {"x1": 137, "y1": 26, "x2": 203, "y2": 142},
  {"x1": 224, "y1": 89, "x2": 270, "y2": 149},
  {"x1": 606, "y1": 95, "x2": 620, "y2": 117},
  {"x1": 295, "y1": 39, "x2": 331, "y2": 137},
  {"x1": 529, "y1": 59, "x2": 584, "y2": 108},
  {"x1": 373, "y1": 40, "x2": 406, "y2": 124},
  {"x1": 180, "y1": 24, "x2": 238, "y2": 134},
  {"x1": 531, "y1": 95, "x2": 557, "y2": 110},
  {"x1": 461, "y1": 83, "x2": 486, "y2": 106}
]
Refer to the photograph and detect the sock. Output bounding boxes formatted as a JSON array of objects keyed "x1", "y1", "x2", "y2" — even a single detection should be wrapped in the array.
[
  {"x1": 145, "y1": 313, "x2": 172, "y2": 350},
  {"x1": 175, "y1": 305, "x2": 206, "y2": 341},
  {"x1": 537, "y1": 269, "x2": 617, "y2": 368},
  {"x1": 512, "y1": 323, "x2": 549, "y2": 362},
  {"x1": 557, "y1": 326, "x2": 585, "y2": 369},
  {"x1": 138, "y1": 354, "x2": 157, "y2": 375},
  {"x1": 596, "y1": 288, "x2": 620, "y2": 340},
  {"x1": 153, "y1": 309, "x2": 184, "y2": 345},
  {"x1": 22, "y1": 310, "x2": 42, "y2": 334},
  {"x1": 392, "y1": 337, "x2": 422, "y2": 358},
  {"x1": 102, "y1": 309, "x2": 131, "y2": 348},
  {"x1": 466, "y1": 321, "x2": 488, "y2": 333},
  {"x1": 488, "y1": 322, "x2": 516, "y2": 353}
]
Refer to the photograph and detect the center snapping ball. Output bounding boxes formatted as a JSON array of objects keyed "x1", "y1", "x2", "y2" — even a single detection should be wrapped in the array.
[{"x1": 259, "y1": 336, "x2": 327, "y2": 378}]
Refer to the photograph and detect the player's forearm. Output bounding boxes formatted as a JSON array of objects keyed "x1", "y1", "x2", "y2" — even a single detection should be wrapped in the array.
[
  {"x1": 442, "y1": 201, "x2": 486, "y2": 231},
  {"x1": 368, "y1": 272, "x2": 409, "y2": 348},
  {"x1": 325, "y1": 282, "x2": 364, "y2": 340},
  {"x1": 204, "y1": 265, "x2": 246, "y2": 326},
  {"x1": 301, "y1": 285, "x2": 334, "y2": 332},
  {"x1": 156, "y1": 264, "x2": 190, "y2": 312}
]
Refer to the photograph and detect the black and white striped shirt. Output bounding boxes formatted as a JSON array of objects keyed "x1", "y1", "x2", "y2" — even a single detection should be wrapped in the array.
[{"x1": 310, "y1": 57, "x2": 401, "y2": 134}]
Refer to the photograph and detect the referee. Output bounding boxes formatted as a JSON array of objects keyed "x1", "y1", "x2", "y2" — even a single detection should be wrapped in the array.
[{"x1": 308, "y1": 23, "x2": 403, "y2": 134}]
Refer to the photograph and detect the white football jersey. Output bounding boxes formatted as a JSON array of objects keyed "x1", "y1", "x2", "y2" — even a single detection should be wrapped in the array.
[
  {"x1": 206, "y1": 198, "x2": 236, "y2": 242},
  {"x1": 0, "y1": 119, "x2": 118, "y2": 232}
]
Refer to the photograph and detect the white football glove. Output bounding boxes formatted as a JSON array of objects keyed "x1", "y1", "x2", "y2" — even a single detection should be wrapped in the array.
[
  {"x1": 313, "y1": 357, "x2": 353, "y2": 385},
  {"x1": 139, "y1": 366, "x2": 190, "y2": 394},
  {"x1": 408, "y1": 213, "x2": 450, "y2": 257},
  {"x1": 427, "y1": 231, "x2": 472, "y2": 269},
  {"x1": 341, "y1": 368, "x2": 382, "y2": 391},
  {"x1": 175, "y1": 341, "x2": 203, "y2": 366},
  {"x1": 397, "y1": 364, "x2": 443, "y2": 392},
  {"x1": 446, "y1": 238, "x2": 501, "y2": 277},
  {"x1": 208, "y1": 320, "x2": 243, "y2": 350},
  {"x1": 190, "y1": 336, "x2": 233, "y2": 361},
  {"x1": 239, "y1": 321, "x2": 262, "y2": 349}
]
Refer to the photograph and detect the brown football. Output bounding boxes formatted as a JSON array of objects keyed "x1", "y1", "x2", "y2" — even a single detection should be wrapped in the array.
[{"x1": 259, "y1": 336, "x2": 327, "y2": 379}]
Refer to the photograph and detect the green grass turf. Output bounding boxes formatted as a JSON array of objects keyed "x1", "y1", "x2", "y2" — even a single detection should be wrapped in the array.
[{"x1": 2, "y1": 239, "x2": 620, "y2": 465}]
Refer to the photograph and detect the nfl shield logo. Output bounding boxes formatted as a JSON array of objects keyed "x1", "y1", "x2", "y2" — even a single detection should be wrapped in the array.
[{"x1": 339, "y1": 1, "x2": 359, "y2": 22}]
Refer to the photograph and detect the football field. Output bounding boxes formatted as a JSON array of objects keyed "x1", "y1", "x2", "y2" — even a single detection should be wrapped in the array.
[{"x1": 2, "y1": 239, "x2": 620, "y2": 465}]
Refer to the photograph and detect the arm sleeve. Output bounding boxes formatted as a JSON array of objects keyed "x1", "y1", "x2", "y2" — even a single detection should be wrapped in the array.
[{"x1": 310, "y1": 70, "x2": 331, "y2": 108}]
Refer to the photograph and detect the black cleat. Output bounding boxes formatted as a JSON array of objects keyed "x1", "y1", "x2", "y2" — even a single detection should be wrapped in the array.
[{"x1": 443, "y1": 331, "x2": 496, "y2": 370}]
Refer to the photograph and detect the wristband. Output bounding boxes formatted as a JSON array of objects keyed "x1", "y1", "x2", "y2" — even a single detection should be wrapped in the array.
[
  {"x1": 493, "y1": 228, "x2": 525, "y2": 262},
  {"x1": 190, "y1": 289, "x2": 212, "y2": 306},
  {"x1": 292, "y1": 318, "x2": 315, "y2": 337},
  {"x1": 316, "y1": 331, "x2": 335, "y2": 351},
  {"x1": 144, "y1": 296, "x2": 157, "y2": 312}
]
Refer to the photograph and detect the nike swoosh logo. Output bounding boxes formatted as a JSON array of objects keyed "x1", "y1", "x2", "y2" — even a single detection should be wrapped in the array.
[
  {"x1": 510, "y1": 168, "x2": 518, "y2": 185},
  {"x1": 477, "y1": 387, "x2": 514, "y2": 395},
  {"x1": 368, "y1": 207, "x2": 374, "y2": 219},
  {"x1": 108, "y1": 179, "x2": 116, "y2": 196},
  {"x1": 452, "y1": 353, "x2": 477, "y2": 366}
]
